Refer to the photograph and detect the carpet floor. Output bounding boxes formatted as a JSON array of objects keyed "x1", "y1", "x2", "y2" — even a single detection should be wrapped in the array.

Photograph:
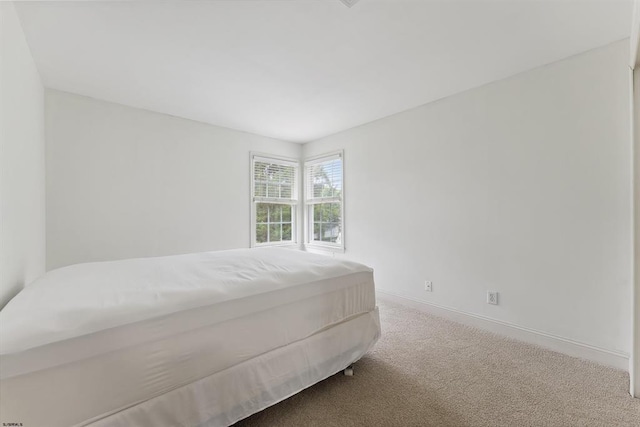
[{"x1": 235, "y1": 298, "x2": 639, "y2": 426}]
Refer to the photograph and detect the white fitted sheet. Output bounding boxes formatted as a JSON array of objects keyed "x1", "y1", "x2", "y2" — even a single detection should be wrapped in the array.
[{"x1": 0, "y1": 248, "x2": 379, "y2": 427}]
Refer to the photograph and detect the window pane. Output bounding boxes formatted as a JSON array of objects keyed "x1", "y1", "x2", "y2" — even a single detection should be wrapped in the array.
[
  {"x1": 282, "y1": 224, "x2": 292, "y2": 240},
  {"x1": 282, "y1": 205, "x2": 291, "y2": 222},
  {"x1": 329, "y1": 202, "x2": 341, "y2": 223},
  {"x1": 256, "y1": 203, "x2": 268, "y2": 223},
  {"x1": 269, "y1": 224, "x2": 281, "y2": 241},
  {"x1": 309, "y1": 202, "x2": 342, "y2": 243},
  {"x1": 273, "y1": 205, "x2": 282, "y2": 222},
  {"x1": 312, "y1": 202, "x2": 340, "y2": 223},
  {"x1": 321, "y1": 203, "x2": 330, "y2": 222},
  {"x1": 324, "y1": 223, "x2": 341, "y2": 243},
  {"x1": 321, "y1": 223, "x2": 330, "y2": 242},
  {"x1": 266, "y1": 204, "x2": 275, "y2": 222},
  {"x1": 256, "y1": 224, "x2": 268, "y2": 243}
]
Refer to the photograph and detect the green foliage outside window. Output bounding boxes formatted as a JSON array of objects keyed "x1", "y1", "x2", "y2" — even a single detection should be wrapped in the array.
[{"x1": 256, "y1": 203, "x2": 293, "y2": 244}]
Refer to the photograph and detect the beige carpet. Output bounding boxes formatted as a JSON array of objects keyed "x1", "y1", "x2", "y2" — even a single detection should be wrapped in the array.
[{"x1": 235, "y1": 298, "x2": 639, "y2": 427}]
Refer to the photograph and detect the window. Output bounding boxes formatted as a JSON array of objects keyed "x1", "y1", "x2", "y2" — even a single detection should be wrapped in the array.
[
  {"x1": 304, "y1": 152, "x2": 344, "y2": 250},
  {"x1": 251, "y1": 154, "x2": 299, "y2": 246}
]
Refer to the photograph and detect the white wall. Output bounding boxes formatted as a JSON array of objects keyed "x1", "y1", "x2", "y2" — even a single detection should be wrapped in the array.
[
  {"x1": 304, "y1": 40, "x2": 632, "y2": 356},
  {"x1": 46, "y1": 90, "x2": 301, "y2": 270},
  {"x1": 0, "y1": 3, "x2": 46, "y2": 308}
]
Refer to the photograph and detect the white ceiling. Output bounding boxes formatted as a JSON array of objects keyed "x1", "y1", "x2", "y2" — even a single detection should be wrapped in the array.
[{"x1": 15, "y1": 0, "x2": 632, "y2": 143}]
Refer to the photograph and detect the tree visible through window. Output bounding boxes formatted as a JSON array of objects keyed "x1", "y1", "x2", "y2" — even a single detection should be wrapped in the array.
[{"x1": 256, "y1": 204, "x2": 292, "y2": 243}]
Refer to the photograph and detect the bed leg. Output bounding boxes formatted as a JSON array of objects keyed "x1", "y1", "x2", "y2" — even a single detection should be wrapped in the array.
[{"x1": 343, "y1": 365, "x2": 354, "y2": 376}]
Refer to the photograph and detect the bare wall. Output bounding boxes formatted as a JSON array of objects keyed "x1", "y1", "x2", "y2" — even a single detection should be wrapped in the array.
[
  {"x1": 0, "y1": 3, "x2": 46, "y2": 308},
  {"x1": 304, "y1": 40, "x2": 632, "y2": 356},
  {"x1": 45, "y1": 90, "x2": 301, "y2": 270}
]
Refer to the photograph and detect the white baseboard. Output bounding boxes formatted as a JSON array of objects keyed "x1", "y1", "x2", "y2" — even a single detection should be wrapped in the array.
[{"x1": 377, "y1": 290, "x2": 629, "y2": 371}]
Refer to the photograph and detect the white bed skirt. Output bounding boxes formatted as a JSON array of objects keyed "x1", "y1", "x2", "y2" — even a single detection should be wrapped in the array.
[{"x1": 86, "y1": 308, "x2": 380, "y2": 427}]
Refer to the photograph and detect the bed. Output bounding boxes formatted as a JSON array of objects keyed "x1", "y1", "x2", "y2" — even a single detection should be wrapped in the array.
[{"x1": 0, "y1": 247, "x2": 380, "y2": 427}]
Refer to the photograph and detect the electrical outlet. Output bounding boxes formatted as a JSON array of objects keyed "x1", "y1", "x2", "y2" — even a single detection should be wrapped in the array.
[
  {"x1": 424, "y1": 281, "x2": 433, "y2": 292},
  {"x1": 487, "y1": 291, "x2": 498, "y2": 305}
]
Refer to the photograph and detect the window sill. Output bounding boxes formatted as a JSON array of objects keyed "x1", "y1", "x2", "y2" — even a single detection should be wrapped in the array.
[
  {"x1": 304, "y1": 243, "x2": 345, "y2": 255},
  {"x1": 252, "y1": 242, "x2": 302, "y2": 250}
]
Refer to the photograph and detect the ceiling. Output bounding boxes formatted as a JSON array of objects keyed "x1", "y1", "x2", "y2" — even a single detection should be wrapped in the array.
[{"x1": 15, "y1": 0, "x2": 632, "y2": 143}]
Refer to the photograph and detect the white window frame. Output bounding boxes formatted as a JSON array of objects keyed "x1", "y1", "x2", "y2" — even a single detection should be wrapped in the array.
[
  {"x1": 250, "y1": 153, "x2": 300, "y2": 248},
  {"x1": 304, "y1": 150, "x2": 345, "y2": 253}
]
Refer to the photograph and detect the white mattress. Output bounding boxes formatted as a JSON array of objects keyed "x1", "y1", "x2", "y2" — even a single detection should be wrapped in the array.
[{"x1": 0, "y1": 248, "x2": 378, "y2": 427}]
